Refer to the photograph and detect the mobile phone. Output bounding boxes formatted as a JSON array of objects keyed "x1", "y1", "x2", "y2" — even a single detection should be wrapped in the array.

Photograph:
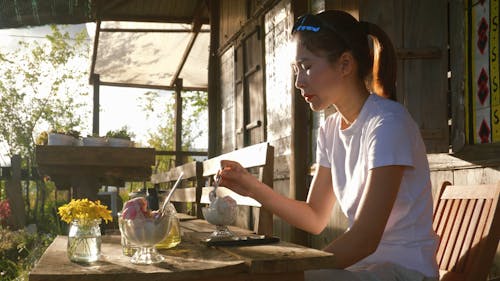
[{"x1": 203, "y1": 235, "x2": 280, "y2": 247}]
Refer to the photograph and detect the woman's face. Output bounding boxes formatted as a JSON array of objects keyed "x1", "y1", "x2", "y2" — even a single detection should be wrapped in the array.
[{"x1": 293, "y1": 40, "x2": 344, "y2": 111}]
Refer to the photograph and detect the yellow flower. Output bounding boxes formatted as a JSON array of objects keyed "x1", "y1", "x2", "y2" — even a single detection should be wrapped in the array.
[{"x1": 58, "y1": 199, "x2": 113, "y2": 225}]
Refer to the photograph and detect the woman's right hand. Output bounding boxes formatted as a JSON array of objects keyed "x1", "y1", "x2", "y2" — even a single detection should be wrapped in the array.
[{"x1": 217, "y1": 160, "x2": 260, "y2": 198}]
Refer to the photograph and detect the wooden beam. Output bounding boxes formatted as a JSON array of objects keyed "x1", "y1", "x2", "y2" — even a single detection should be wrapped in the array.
[
  {"x1": 396, "y1": 47, "x2": 442, "y2": 59},
  {"x1": 92, "y1": 74, "x2": 100, "y2": 136},
  {"x1": 170, "y1": 0, "x2": 205, "y2": 87},
  {"x1": 96, "y1": 15, "x2": 209, "y2": 24},
  {"x1": 155, "y1": 150, "x2": 207, "y2": 156},
  {"x1": 89, "y1": 20, "x2": 101, "y2": 84},
  {"x1": 96, "y1": 81, "x2": 207, "y2": 92},
  {"x1": 175, "y1": 79, "x2": 183, "y2": 166},
  {"x1": 99, "y1": 28, "x2": 210, "y2": 33},
  {"x1": 290, "y1": 0, "x2": 310, "y2": 247},
  {"x1": 5, "y1": 155, "x2": 26, "y2": 229}
]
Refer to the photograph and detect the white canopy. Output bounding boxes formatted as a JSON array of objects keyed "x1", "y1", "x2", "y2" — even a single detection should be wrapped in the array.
[{"x1": 92, "y1": 21, "x2": 209, "y2": 91}]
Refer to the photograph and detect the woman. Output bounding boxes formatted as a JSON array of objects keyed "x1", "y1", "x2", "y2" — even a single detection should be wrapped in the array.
[{"x1": 218, "y1": 10, "x2": 438, "y2": 281}]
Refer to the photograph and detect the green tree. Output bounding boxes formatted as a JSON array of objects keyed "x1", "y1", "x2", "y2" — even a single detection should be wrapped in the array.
[
  {"x1": 0, "y1": 25, "x2": 91, "y2": 232},
  {"x1": 0, "y1": 25, "x2": 91, "y2": 162},
  {"x1": 139, "y1": 90, "x2": 208, "y2": 171}
]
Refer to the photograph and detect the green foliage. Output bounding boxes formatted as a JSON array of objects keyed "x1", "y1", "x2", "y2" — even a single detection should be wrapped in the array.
[
  {"x1": 0, "y1": 25, "x2": 91, "y2": 163},
  {"x1": 138, "y1": 90, "x2": 208, "y2": 171},
  {"x1": 0, "y1": 226, "x2": 54, "y2": 281},
  {"x1": 105, "y1": 126, "x2": 135, "y2": 140}
]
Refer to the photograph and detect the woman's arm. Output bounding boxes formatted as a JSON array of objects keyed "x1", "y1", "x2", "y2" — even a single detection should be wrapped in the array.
[
  {"x1": 219, "y1": 160, "x2": 336, "y2": 234},
  {"x1": 323, "y1": 165, "x2": 404, "y2": 268}
]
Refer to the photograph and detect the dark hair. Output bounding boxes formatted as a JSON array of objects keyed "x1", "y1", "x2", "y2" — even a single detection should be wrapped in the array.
[{"x1": 293, "y1": 10, "x2": 397, "y2": 101}]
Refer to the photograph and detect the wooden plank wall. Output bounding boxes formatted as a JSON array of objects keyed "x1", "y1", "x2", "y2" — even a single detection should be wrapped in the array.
[
  {"x1": 220, "y1": 47, "x2": 235, "y2": 153},
  {"x1": 219, "y1": 0, "x2": 246, "y2": 48},
  {"x1": 359, "y1": 0, "x2": 449, "y2": 153},
  {"x1": 264, "y1": 0, "x2": 294, "y2": 242}
]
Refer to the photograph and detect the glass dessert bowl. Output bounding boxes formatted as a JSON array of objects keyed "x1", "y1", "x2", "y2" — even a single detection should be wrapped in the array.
[
  {"x1": 202, "y1": 195, "x2": 237, "y2": 239},
  {"x1": 119, "y1": 197, "x2": 173, "y2": 265}
]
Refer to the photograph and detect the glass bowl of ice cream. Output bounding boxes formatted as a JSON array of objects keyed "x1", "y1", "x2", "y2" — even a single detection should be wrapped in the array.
[
  {"x1": 120, "y1": 197, "x2": 173, "y2": 264},
  {"x1": 202, "y1": 195, "x2": 237, "y2": 239}
]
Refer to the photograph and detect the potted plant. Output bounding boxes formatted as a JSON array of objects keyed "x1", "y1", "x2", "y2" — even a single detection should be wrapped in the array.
[
  {"x1": 47, "y1": 129, "x2": 80, "y2": 146},
  {"x1": 105, "y1": 127, "x2": 135, "y2": 147},
  {"x1": 82, "y1": 133, "x2": 108, "y2": 146}
]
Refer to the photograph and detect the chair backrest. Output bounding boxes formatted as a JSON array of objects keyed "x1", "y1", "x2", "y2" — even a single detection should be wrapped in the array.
[
  {"x1": 151, "y1": 161, "x2": 204, "y2": 218},
  {"x1": 433, "y1": 181, "x2": 500, "y2": 281},
  {"x1": 201, "y1": 142, "x2": 274, "y2": 236}
]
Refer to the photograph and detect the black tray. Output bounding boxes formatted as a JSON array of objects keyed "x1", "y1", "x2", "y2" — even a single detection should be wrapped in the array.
[{"x1": 202, "y1": 235, "x2": 280, "y2": 247}]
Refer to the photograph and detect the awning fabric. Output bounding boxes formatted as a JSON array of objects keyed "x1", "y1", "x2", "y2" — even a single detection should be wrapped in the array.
[
  {"x1": 93, "y1": 21, "x2": 209, "y2": 90},
  {"x1": 1, "y1": 0, "x2": 210, "y2": 90}
]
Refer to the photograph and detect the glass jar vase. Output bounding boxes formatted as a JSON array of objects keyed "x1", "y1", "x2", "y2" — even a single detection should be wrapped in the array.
[{"x1": 67, "y1": 219, "x2": 102, "y2": 263}]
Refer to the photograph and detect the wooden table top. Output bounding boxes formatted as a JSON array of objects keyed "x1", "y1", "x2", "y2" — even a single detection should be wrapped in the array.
[
  {"x1": 35, "y1": 145, "x2": 156, "y2": 181},
  {"x1": 29, "y1": 219, "x2": 335, "y2": 281}
]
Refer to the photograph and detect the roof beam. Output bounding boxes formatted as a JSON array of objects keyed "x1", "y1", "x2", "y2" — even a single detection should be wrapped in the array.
[
  {"x1": 97, "y1": 81, "x2": 207, "y2": 92},
  {"x1": 99, "y1": 28, "x2": 210, "y2": 33},
  {"x1": 169, "y1": 0, "x2": 205, "y2": 87},
  {"x1": 89, "y1": 21, "x2": 102, "y2": 84}
]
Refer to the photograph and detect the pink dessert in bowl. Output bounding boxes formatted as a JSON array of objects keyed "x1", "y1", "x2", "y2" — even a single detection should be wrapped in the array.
[{"x1": 120, "y1": 197, "x2": 173, "y2": 264}]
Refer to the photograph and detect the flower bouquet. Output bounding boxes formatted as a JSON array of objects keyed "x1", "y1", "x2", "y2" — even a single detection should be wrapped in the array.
[{"x1": 58, "y1": 199, "x2": 112, "y2": 263}]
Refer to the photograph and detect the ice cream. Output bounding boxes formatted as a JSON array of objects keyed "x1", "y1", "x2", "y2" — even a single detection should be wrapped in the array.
[
  {"x1": 120, "y1": 197, "x2": 172, "y2": 247},
  {"x1": 121, "y1": 197, "x2": 150, "y2": 220},
  {"x1": 203, "y1": 195, "x2": 237, "y2": 226}
]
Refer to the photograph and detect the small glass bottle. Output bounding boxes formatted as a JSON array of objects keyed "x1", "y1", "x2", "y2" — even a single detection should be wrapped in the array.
[{"x1": 155, "y1": 203, "x2": 181, "y2": 249}]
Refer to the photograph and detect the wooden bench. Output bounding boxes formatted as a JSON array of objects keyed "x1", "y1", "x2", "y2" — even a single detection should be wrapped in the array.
[
  {"x1": 151, "y1": 161, "x2": 204, "y2": 219},
  {"x1": 433, "y1": 181, "x2": 500, "y2": 281},
  {"x1": 200, "y1": 142, "x2": 274, "y2": 236}
]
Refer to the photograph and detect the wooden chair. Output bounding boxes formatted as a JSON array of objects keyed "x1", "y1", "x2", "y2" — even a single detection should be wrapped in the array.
[
  {"x1": 151, "y1": 161, "x2": 204, "y2": 219},
  {"x1": 433, "y1": 181, "x2": 500, "y2": 281},
  {"x1": 201, "y1": 142, "x2": 274, "y2": 236}
]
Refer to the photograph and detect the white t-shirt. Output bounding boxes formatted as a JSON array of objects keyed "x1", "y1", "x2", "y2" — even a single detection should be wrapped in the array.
[{"x1": 317, "y1": 94, "x2": 439, "y2": 277}]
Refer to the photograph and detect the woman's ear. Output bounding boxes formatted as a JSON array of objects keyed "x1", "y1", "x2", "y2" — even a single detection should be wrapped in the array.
[{"x1": 339, "y1": 52, "x2": 355, "y2": 76}]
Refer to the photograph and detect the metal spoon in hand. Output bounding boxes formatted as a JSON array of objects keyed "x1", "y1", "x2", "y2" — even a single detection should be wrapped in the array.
[{"x1": 209, "y1": 173, "x2": 221, "y2": 203}]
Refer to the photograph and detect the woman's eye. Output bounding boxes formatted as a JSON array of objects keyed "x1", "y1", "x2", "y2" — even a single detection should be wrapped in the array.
[{"x1": 303, "y1": 66, "x2": 312, "y2": 75}]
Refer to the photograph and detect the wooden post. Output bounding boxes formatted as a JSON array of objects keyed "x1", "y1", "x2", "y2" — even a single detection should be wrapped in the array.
[
  {"x1": 92, "y1": 74, "x2": 100, "y2": 136},
  {"x1": 208, "y1": 0, "x2": 221, "y2": 158},
  {"x1": 290, "y1": 0, "x2": 309, "y2": 246},
  {"x1": 5, "y1": 155, "x2": 26, "y2": 229},
  {"x1": 175, "y1": 78, "x2": 183, "y2": 166}
]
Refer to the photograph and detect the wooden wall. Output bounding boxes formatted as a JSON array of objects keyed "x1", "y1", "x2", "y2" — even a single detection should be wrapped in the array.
[
  {"x1": 264, "y1": 0, "x2": 294, "y2": 242},
  {"x1": 213, "y1": 2, "x2": 499, "y2": 275}
]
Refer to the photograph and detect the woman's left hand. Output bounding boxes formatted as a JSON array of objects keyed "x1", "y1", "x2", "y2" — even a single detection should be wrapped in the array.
[{"x1": 217, "y1": 160, "x2": 260, "y2": 197}]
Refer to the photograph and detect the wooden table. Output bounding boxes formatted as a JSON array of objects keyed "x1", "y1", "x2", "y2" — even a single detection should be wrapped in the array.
[
  {"x1": 35, "y1": 145, "x2": 155, "y2": 199},
  {"x1": 29, "y1": 219, "x2": 336, "y2": 281}
]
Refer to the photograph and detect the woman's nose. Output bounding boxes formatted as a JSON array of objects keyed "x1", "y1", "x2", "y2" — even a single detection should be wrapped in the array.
[{"x1": 295, "y1": 71, "x2": 306, "y2": 89}]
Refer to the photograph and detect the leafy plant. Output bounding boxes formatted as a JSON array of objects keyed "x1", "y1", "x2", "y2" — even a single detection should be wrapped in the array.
[
  {"x1": 49, "y1": 129, "x2": 80, "y2": 138},
  {"x1": 0, "y1": 227, "x2": 54, "y2": 281},
  {"x1": 105, "y1": 126, "x2": 135, "y2": 140}
]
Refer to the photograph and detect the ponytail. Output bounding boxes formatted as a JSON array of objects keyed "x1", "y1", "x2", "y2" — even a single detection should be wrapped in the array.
[{"x1": 361, "y1": 21, "x2": 397, "y2": 101}]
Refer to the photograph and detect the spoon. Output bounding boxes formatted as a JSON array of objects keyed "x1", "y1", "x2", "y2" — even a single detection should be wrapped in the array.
[
  {"x1": 160, "y1": 172, "x2": 184, "y2": 216},
  {"x1": 209, "y1": 173, "x2": 221, "y2": 203}
]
